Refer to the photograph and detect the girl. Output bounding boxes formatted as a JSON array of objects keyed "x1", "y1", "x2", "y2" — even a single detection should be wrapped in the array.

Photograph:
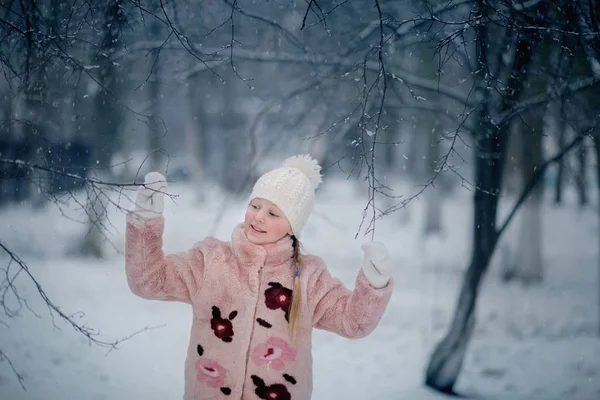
[{"x1": 125, "y1": 154, "x2": 394, "y2": 400}]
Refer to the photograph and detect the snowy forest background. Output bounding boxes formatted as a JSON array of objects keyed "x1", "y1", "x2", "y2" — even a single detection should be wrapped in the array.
[{"x1": 1, "y1": 0, "x2": 600, "y2": 399}]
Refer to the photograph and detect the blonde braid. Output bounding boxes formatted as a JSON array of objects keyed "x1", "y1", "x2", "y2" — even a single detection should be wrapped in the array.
[{"x1": 288, "y1": 236, "x2": 302, "y2": 342}]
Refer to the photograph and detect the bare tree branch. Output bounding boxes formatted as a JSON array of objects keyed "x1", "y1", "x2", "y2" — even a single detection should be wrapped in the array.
[
  {"x1": 0, "y1": 347, "x2": 24, "y2": 390},
  {"x1": 220, "y1": 0, "x2": 308, "y2": 53},
  {"x1": 0, "y1": 158, "x2": 174, "y2": 386},
  {"x1": 496, "y1": 131, "x2": 591, "y2": 238},
  {"x1": 356, "y1": 0, "x2": 388, "y2": 239},
  {"x1": 179, "y1": 47, "x2": 470, "y2": 104},
  {"x1": 491, "y1": 76, "x2": 599, "y2": 127}
]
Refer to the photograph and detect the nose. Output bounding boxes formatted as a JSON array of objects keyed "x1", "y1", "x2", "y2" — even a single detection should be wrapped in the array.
[{"x1": 256, "y1": 210, "x2": 265, "y2": 223}]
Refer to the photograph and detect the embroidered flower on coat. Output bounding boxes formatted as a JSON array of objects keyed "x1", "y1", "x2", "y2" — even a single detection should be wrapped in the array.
[
  {"x1": 251, "y1": 336, "x2": 296, "y2": 370},
  {"x1": 251, "y1": 375, "x2": 291, "y2": 400},
  {"x1": 264, "y1": 282, "x2": 292, "y2": 321},
  {"x1": 195, "y1": 358, "x2": 227, "y2": 388},
  {"x1": 197, "y1": 343, "x2": 231, "y2": 395},
  {"x1": 210, "y1": 306, "x2": 237, "y2": 342}
]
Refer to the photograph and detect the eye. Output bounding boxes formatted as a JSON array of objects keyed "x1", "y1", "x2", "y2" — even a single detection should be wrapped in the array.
[
  {"x1": 251, "y1": 204, "x2": 259, "y2": 209},
  {"x1": 269, "y1": 211, "x2": 278, "y2": 217}
]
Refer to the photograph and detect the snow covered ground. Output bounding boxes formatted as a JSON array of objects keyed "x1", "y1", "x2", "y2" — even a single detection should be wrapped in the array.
[{"x1": 0, "y1": 178, "x2": 598, "y2": 400}]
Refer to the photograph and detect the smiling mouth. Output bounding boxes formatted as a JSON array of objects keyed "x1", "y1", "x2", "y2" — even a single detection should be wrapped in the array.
[{"x1": 251, "y1": 224, "x2": 266, "y2": 234}]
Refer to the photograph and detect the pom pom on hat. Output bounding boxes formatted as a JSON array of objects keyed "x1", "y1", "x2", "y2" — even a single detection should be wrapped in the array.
[
  {"x1": 249, "y1": 154, "x2": 323, "y2": 236},
  {"x1": 284, "y1": 154, "x2": 323, "y2": 190}
]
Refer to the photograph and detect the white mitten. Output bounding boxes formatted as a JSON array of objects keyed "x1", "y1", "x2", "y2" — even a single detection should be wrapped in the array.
[
  {"x1": 133, "y1": 172, "x2": 167, "y2": 220},
  {"x1": 361, "y1": 241, "x2": 392, "y2": 289}
]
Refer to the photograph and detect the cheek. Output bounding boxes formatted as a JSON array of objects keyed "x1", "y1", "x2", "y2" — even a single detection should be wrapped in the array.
[{"x1": 271, "y1": 219, "x2": 289, "y2": 236}]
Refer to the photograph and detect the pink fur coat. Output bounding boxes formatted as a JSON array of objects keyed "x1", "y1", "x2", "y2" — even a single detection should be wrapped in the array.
[{"x1": 125, "y1": 213, "x2": 393, "y2": 400}]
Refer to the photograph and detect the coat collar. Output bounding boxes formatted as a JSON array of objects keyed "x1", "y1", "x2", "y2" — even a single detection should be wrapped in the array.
[{"x1": 231, "y1": 223, "x2": 293, "y2": 268}]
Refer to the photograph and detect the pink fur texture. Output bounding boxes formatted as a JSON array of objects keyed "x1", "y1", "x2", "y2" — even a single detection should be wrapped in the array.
[{"x1": 125, "y1": 213, "x2": 393, "y2": 399}]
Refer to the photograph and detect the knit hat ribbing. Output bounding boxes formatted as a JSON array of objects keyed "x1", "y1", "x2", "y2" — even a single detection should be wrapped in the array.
[{"x1": 249, "y1": 154, "x2": 322, "y2": 236}]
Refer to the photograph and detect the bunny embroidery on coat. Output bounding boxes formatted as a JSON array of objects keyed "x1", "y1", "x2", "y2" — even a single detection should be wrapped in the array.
[{"x1": 125, "y1": 214, "x2": 393, "y2": 399}]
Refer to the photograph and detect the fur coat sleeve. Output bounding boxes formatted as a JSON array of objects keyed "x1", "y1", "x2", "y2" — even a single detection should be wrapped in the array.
[
  {"x1": 125, "y1": 213, "x2": 205, "y2": 303},
  {"x1": 306, "y1": 255, "x2": 393, "y2": 339}
]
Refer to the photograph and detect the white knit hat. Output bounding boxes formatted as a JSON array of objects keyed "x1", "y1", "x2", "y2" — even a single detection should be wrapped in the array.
[{"x1": 249, "y1": 154, "x2": 323, "y2": 236}]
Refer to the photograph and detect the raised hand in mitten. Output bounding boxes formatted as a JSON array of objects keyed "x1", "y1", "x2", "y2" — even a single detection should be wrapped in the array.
[
  {"x1": 133, "y1": 172, "x2": 167, "y2": 220},
  {"x1": 361, "y1": 241, "x2": 392, "y2": 289}
]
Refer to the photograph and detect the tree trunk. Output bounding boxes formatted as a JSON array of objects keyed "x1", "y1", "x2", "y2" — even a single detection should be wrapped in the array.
[
  {"x1": 500, "y1": 129, "x2": 522, "y2": 282},
  {"x1": 148, "y1": 7, "x2": 166, "y2": 173},
  {"x1": 0, "y1": 90, "x2": 16, "y2": 205},
  {"x1": 81, "y1": 190, "x2": 109, "y2": 258},
  {"x1": 423, "y1": 125, "x2": 442, "y2": 235},
  {"x1": 20, "y1": 0, "x2": 47, "y2": 207},
  {"x1": 425, "y1": 6, "x2": 535, "y2": 388},
  {"x1": 500, "y1": 122, "x2": 544, "y2": 283},
  {"x1": 507, "y1": 118, "x2": 544, "y2": 284},
  {"x1": 514, "y1": 175, "x2": 543, "y2": 283},
  {"x1": 425, "y1": 130, "x2": 506, "y2": 393},
  {"x1": 592, "y1": 133, "x2": 600, "y2": 336},
  {"x1": 514, "y1": 196, "x2": 543, "y2": 281},
  {"x1": 409, "y1": 45, "x2": 437, "y2": 184},
  {"x1": 80, "y1": 0, "x2": 125, "y2": 258},
  {"x1": 502, "y1": 123, "x2": 522, "y2": 196},
  {"x1": 87, "y1": 0, "x2": 125, "y2": 171},
  {"x1": 186, "y1": 70, "x2": 209, "y2": 203},
  {"x1": 546, "y1": 41, "x2": 572, "y2": 206},
  {"x1": 576, "y1": 142, "x2": 589, "y2": 206},
  {"x1": 554, "y1": 128, "x2": 566, "y2": 204},
  {"x1": 187, "y1": 81, "x2": 206, "y2": 203}
]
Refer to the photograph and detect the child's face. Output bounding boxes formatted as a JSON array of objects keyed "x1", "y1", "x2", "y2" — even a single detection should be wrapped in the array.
[{"x1": 244, "y1": 198, "x2": 292, "y2": 245}]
